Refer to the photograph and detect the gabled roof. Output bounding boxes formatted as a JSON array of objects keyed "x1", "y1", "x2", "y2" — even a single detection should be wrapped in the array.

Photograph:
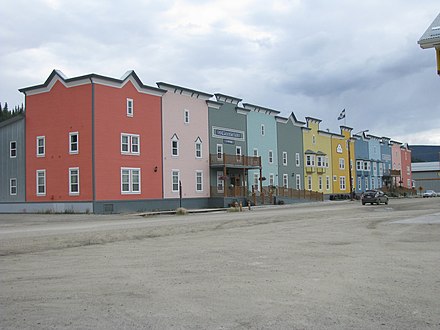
[
  {"x1": 214, "y1": 93, "x2": 242, "y2": 105},
  {"x1": 242, "y1": 103, "x2": 280, "y2": 116},
  {"x1": 19, "y1": 70, "x2": 166, "y2": 97},
  {"x1": 156, "y1": 82, "x2": 212, "y2": 100},
  {"x1": 418, "y1": 13, "x2": 440, "y2": 49}
]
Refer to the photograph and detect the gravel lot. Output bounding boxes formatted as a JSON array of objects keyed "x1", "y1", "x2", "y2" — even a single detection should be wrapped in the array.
[{"x1": 1, "y1": 198, "x2": 439, "y2": 329}]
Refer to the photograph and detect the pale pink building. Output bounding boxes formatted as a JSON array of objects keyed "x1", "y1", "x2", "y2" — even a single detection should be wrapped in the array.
[
  {"x1": 391, "y1": 140, "x2": 403, "y2": 188},
  {"x1": 157, "y1": 82, "x2": 212, "y2": 206}
]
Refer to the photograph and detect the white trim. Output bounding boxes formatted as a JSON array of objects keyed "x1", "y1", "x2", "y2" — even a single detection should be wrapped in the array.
[
  {"x1": 121, "y1": 133, "x2": 140, "y2": 155},
  {"x1": 69, "y1": 167, "x2": 80, "y2": 196},
  {"x1": 69, "y1": 132, "x2": 79, "y2": 154},
  {"x1": 195, "y1": 170, "x2": 203, "y2": 192},
  {"x1": 36, "y1": 136, "x2": 45, "y2": 157},
  {"x1": 121, "y1": 167, "x2": 141, "y2": 194},
  {"x1": 184, "y1": 109, "x2": 190, "y2": 124},
  {"x1": 126, "y1": 98, "x2": 134, "y2": 117},
  {"x1": 36, "y1": 169, "x2": 46, "y2": 196},
  {"x1": 172, "y1": 170, "x2": 180, "y2": 193},
  {"x1": 10, "y1": 178, "x2": 17, "y2": 196},
  {"x1": 10, "y1": 141, "x2": 17, "y2": 158}
]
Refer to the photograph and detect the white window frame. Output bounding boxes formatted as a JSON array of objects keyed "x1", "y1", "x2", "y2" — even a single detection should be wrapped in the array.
[
  {"x1": 358, "y1": 177, "x2": 362, "y2": 191},
  {"x1": 69, "y1": 167, "x2": 80, "y2": 196},
  {"x1": 365, "y1": 177, "x2": 369, "y2": 190},
  {"x1": 253, "y1": 173, "x2": 259, "y2": 191},
  {"x1": 236, "y1": 146, "x2": 242, "y2": 162},
  {"x1": 326, "y1": 176, "x2": 330, "y2": 190},
  {"x1": 283, "y1": 152, "x2": 288, "y2": 166},
  {"x1": 296, "y1": 174, "x2": 301, "y2": 190},
  {"x1": 121, "y1": 133, "x2": 140, "y2": 155},
  {"x1": 356, "y1": 160, "x2": 362, "y2": 171},
  {"x1": 217, "y1": 144, "x2": 223, "y2": 160},
  {"x1": 318, "y1": 176, "x2": 323, "y2": 191},
  {"x1": 171, "y1": 135, "x2": 179, "y2": 157},
  {"x1": 283, "y1": 174, "x2": 288, "y2": 188},
  {"x1": 253, "y1": 148, "x2": 258, "y2": 157},
  {"x1": 195, "y1": 170, "x2": 203, "y2": 192},
  {"x1": 69, "y1": 132, "x2": 79, "y2": 154},
  {"x1": 307, "y1": 175, "x2": 312, "y2": 191},
  {"x1": 339, "y1": 158, "x2": 345, "y2": 170},
  {"x1": 10, "y1": 178, "x2": 17, "y2": 196},
  {"x1": 295, "y1": 152, "x2": 300, "y2": 167},
  {"x1": 269, "y1": 173, "x2": 274, "y2": 186},
  {"x1": 373, "y1": 162, "x2": 377, "y2": 176},
  {"x1": 261, "y1": 124, "x2": 265, "y2": 136},
  {"x1": 268, "y1": 150, "x2": 273, "y2": 164},
  {"x1": 340, "y1": 176, "x2": 346, "y2": 190},
  {"x1": 121, "y1": 168, "x2": 141, "y2": 194},
  {"x1": 127, "y1": 98, "x2": 134, "y2": 117},
  {"x1": 217, "y1": 171, "x2": 224, "y2": 193},
  {"x1": 37, "y1": 136, "x2": 45, "y2": 157},
  {"x1": 36, "y1": 169, "x2": 46, "y2": 196},
  {"x1": 184, "y1": 109, "x2": 190, "y2": 124},
  {"x1": 172, "y1": 170, "x2": 180, "y2": 193},
  {"x1": 10, "y1": 141, "x2": 17, "y2": 158},
  {"x1": 195, "y1": 138, "x2": 202, "y2": 159}
]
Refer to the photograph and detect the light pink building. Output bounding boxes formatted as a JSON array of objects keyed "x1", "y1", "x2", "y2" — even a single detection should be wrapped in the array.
[
  {"x1": 157, "y1": 82, "x2": 212, "y2": 204},
  {"x1": 391, "y1": 140, "x2": 403, "y2": 188}
]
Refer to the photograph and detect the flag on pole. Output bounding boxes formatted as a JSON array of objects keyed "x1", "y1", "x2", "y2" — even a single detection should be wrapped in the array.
[{"x1": 337, "y1": 109, "x2": 346, "y2": 120}]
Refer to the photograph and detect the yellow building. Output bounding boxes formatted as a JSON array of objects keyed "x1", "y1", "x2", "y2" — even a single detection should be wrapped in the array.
[
  {"x1": 330, "y1": 126, "x2": 355, "y2": 195},
  {"x1": 302, "y1": 117, "x2": 333, "y2": 194}
]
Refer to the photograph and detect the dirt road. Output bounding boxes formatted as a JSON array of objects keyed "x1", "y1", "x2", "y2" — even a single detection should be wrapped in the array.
[{"x1": 1, "y1": 198, "x2": 439, "y2": 329}]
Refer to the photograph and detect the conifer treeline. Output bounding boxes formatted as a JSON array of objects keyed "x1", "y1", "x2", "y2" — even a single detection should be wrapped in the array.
[{"x1": 0, "y1": 102, "x2": 24, "y2": 122}]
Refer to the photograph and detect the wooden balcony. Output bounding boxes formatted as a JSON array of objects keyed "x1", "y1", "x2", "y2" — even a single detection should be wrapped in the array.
[
  {"x1": 210, "y1": 154, "x2": 261, "y2": 168},
  {"x1": 305, "y1": 166, "x2": 315, "y2": 173}
]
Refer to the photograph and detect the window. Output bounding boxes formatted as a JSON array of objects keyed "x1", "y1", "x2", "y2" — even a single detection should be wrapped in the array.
[
  {"x1": 69, "y1": 132, "x2": 79, "y2": 154},
  {"x1": 326, "y1": 176, "x2": 330, "y2": 190},
  {"x1": 307, "y1": 175, "x2": 312, "y2": 190},
  {"x1": 318, "y1": 176, "x2": 323, "y2": 190},
  {"x1": 253, "y1": 148, "x2": 258, "y2": 157},
  {"x1": 261, "y1": 124, "x2": 265, "y2": 136},
  {"x1": 317, "y1": 156, "x2": 323, "y2": 167},
  {"x1": 69, "y1": 168, "x2": 80, "y2": 195},
  {"x1": 127, "y1": 98, "x2": 133, "y2": 117},
  {"x1": 172, "y1": 170, "x2": 180, "y2": 192},
  {"x1": 184, "y1": 109, "x2": 190, "y2": 124},
  {"x1": 10, "y1": 178, "x2": 17, "y2": 196},
  {"x1": 333, "y1": 175, "x2": 337, "y2": 182},
  {"x1": 312, "y1": 135, "x2": 316, "y2": 144},
  {"x1": 295, "y1": 152, "x2": 300, "y2": 167},
  {"x1": 121, "y1": 133, "x2": 140, "y2": 155},
  {"x1": 171, "y1": 135, "x2": 179, "y2": 157},
  {"x1": 373, "y1": 162, "x2": 377, "y2": 176},
  {"x1": 253, "y1": 173, "x2": 259, "y2": 190},
  {"x1": 283, "y1": 152, "x2": 288, "y2": 166},
  {"x1": 339, "y1": 158, "x2": 345, "y2": 170},
  {"x1": 358, "y1": 177, "x2": 362, "y2": 191},
  {"x1": 379, "y1": 163, "x2": 383, "y2": 176},
  {"x1": 37, "y1": 136, "x2": 45, "y2": 157},
  {"x1": 217, "y1": 171, "x2": 224, "y2": 192},
  {"x1": 269, "y1": 173, "x2": 274, "y2": 186},
  {"x1": 306, "y1": 155, "x2": 315, "y2": 167},
  {"x1": 36, "y1": 170, "x2": 46, "y2": 196},
  {"x1": 340, "y1": 176, "x2": 346, "y2": 190},
  {"x1": 268, "y1": 150, "x2": 273, "y2": 164},
  {"x1": 121, "y1": 168, "x2": 141, "y2": 194},
  {"x1": 372, "y1": 177, "x2": 376, "y2": 189},
  {"x1": 325, "y1": 156, "x2": 329, "y2": 168},
  {"x1": 10, "y1": 141, "x2": 17, "y2": 158},
  {"x1": 236, "y1": 146, "x2": 242, "y2": 161},
  {"x1": 365, "y1": 177, "x2": 369, "y2": 190},
  {"x1": 296, "y1": 174, "x2": 301, "y2": 190},
  {"x1": 406, "y1": 166, "x2": 410, "y2": 175},
  {"x1": 195, "y1": 138, "x2": 202, "y2": 159},
  {"x1": 217, "y1": 144, "x2": 223, "y2": 160},
  {"x1": 356, "y1": 161, "x2": 362, "y2": 171},
  {"x1": 196, "y1": 171, "x2": 203, "y2": 192},
  {"x1": 283, "y1": 174, "x2": 288, "y2": 188}
]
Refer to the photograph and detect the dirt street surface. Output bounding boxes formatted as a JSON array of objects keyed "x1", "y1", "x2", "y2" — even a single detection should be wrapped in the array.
[{"x1": 1, "y1": 198, "x2": 439, "y2": 329}]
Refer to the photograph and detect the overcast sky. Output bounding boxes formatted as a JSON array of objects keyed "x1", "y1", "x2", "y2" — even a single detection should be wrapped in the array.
[{"x1": 1, "y1": 0, "x2": 439, "y2": 144}]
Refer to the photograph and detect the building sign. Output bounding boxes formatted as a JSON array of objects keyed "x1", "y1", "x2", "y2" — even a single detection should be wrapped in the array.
[
  {"x1": 336, "y1": 144, "x2": 343, "y2": 154},
  {"x1": 212, "y1": 126, "x2": 244, "y2": 141},
  {"x1": 223, "y1": 139, "x2": 235, "y2": 145},
  {"x1": 390, "y1": 169, "x2": 401, "y2": 176}
]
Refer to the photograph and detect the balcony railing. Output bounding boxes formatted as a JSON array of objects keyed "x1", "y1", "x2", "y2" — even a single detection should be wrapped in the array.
[{"x1": 210, "y1": 154, "x2": 261, "y2": 168}]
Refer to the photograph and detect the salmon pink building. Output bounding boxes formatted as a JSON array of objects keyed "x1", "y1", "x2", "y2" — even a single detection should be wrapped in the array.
[{"x1": 20, "y1": 70, "x2": 166, "y2": 213}]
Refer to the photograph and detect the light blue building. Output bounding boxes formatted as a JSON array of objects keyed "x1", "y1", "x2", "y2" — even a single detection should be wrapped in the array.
[
  {"x1": 243, "y1": 103, "x2": 280, "y2": 191},
  {"x1": 367, "y1": 135, "x2": 383, "y2": 190},
  {"x1": 380, "y1": 137, "x2": 392, "y2": 188},
  {"x1": 354, "y1": 132, "x2": 370, "y2": 194}
]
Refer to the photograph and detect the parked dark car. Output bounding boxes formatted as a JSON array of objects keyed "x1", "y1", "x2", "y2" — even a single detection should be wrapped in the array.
[{"x1": 361, "y1": 190, "x2": 389, "y2": 205}]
